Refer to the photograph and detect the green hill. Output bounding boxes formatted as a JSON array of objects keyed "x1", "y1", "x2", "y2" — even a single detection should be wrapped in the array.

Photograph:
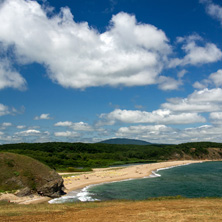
[
  {"x1": 99, "y1": 138, "x2": 151, "y2": 145},
  {"x1": 0, "y1": 152, "x2": 65, "y2": 197},
  {"x1": 1, "y1": 142, "x2": 222, "y2": 170}
]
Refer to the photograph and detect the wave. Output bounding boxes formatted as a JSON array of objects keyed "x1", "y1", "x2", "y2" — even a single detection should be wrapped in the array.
[
  {"x1": 149, "y1": 162, "x2": 199, "y2": 178},
  {"x1": 49, "y1": 185, "x2": 100, "y2": 204}
]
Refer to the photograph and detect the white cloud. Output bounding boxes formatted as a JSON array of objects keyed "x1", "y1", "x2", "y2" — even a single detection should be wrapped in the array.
[
  {"x1": 55, "y1": 121, "x2": 93, "y2": 131},
  {"x1": 116, "y1": 124, "x2": 222, "y2": 144},
  {"x1": 209, "y1": 112, "x2": 222, "y2": 125},
  {"x1": 34, "y1": 113, "x2": 52, "y2": 120},
  {"x1": 116, "y1": 124, "x2": 178, "y2": 144},
  {"x1": 193, "y1": 80, "x2": 209, "y2": 89},
  {"x1": 0, "y1": 134, "x2": 22, "y2": 144},
  {"x1": 193, "y1": 69, "x2": 222, "y2": 89},
  {"x1": 209, "y1": 70, "x2": 222, "y2": 87},
  {"x1": 0, "y1": 103, "x2": 10, "y2": 116},
  {"x1": 200, "y1": 0, "x2": 222, "y2": 25},
  {"x1": 117, "y1": 124, "x2": 171, "y2": 136},
  {"x1": 98, "y1": 108, "x2": 206, "y2": 125},
  {"x1": 2, "y1": 122, "x2": 12, "y2": 127},
  {"x1": 158, "y1": 76, "x2": 182, "y2": 90},
  {"x1": 54, "y1": 131, "x2": 80, "y2": 137},
  {"x1": 15, "y1": 129, "x2": 41, "y2": 136},
  {"x1": 0, "y1": 0, "x2": 173, "y2": 89},
  {"x1": 169, "y1": 35, "x2": 222, "y2": 67},
  {"x1": 0, "y1": 103, "x2": 24, "y2": 117},
  {"x1": 162, "y1": 88, "x2": 222, "y2": 112},
  {"x1": 177, "y1": 69, "x2": 187, "y2": 78},
  {"x1": 16, "y1": 125, "x2": 26, "y2": 129},
  {"x1": 182, "y1": 125, "x2": 222, "y2": 142},
  {"x1": 54, "y1": 121, "x2": 73, "y2": 127},
  {"x1": 0, "y1": 59, "x2": 26, "y2": 90},
  {"x1": 14, "y1": 129, "x2": 50, "y2": 138}
]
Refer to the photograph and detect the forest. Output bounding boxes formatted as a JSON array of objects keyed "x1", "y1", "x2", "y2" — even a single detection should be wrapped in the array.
[{"x1": 0, "y1": 142, "x2": 222, "y2": 171}]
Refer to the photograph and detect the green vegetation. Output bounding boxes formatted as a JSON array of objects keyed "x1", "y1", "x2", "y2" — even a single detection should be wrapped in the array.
[
  {"x1": 64, "y1": 167, "x2": 92, "y2": 172},
  {"x1": 0, "y1": 142, "x2": 222, "y2": 171},
  {"x1": 0, "y1": 152, "x2": 61, "y2": 193},
  {"x1": 99, "y1": 138, "x2": 151, "y2": 145}
]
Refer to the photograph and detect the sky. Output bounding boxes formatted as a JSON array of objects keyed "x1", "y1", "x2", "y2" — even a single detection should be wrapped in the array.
[{"x1": 0, "y1": 0, "x2": 222, "y2": 144}]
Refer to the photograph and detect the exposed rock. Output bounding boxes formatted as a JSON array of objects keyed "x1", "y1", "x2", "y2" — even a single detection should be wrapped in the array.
[
  {"x1": 0, "y1": 152, "x2": 66, "y2": 198},
  {"x1": 16, "y1": 187, "x2": 32, "y2": 197},
  {"x1": 37, "y1": 177, "x2": 66, "y2": 198}
]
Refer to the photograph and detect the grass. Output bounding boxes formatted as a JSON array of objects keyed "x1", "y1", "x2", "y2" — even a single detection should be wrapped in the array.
[{"x1": 1, "y1": 198, "x2": 222, "y2": 221}]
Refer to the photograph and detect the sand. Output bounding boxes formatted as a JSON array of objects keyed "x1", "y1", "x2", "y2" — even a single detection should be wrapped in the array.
[
  {"x1": 63, "y1": 160, "x2": 204, "y2": 192},
  {"x1": 0, "y1": 160, "x2": 204, "y2": 204}
]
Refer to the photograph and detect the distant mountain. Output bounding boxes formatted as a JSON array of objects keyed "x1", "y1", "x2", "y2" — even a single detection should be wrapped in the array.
[{"x1": 99, "y1": 138, "x2": 151, "y2": 145}]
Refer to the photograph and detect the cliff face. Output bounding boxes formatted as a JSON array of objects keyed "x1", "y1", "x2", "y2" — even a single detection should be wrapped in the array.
[
  {"x1": 170, "y1": 148, "x2": 222, "y2": 160},
  {"x1": 0, "y1": 152, "x2": 65, "y2": 198}
]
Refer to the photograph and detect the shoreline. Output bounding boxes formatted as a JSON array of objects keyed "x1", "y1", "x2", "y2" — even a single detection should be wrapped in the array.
[
  {"x1": 0, "y1": 160, "x2": 206, "y2": 204},
  {"x1": 63, "y1": 160, "x2": 204, "y2": 193}
]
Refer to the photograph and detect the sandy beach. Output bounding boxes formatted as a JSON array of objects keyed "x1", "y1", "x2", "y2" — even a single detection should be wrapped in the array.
[
  {"x1": 63, "y1": 160, "x2": 204, "y2": 192},
  {"x1": 0, "y1": 160, "x2": 204, "y2": 204}
]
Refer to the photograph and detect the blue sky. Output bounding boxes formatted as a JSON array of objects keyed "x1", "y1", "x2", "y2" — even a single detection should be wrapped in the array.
[{"x1": 0, "y1": 0, "x2": 222, "y2": 144}]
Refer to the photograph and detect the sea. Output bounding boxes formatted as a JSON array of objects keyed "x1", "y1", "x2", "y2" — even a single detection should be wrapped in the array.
[{"x1": 49, "y1": 161, "x2": 222, "y2": 204}]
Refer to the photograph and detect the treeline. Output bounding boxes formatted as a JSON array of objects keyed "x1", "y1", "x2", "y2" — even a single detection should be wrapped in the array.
[{"x1": 0, "y1": 142, "x2": 222, "y2": 170}]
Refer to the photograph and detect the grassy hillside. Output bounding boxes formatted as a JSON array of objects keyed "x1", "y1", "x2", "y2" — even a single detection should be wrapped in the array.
[
  {"x1": 0, "y1": 142, "x2": 222, "y2": 170},
  {"x1": 0, "y1": 198, "x2": 222, "y2": 221},
  {"x1": 0, "y1": 152, "x2": 64, "y2": 196}
]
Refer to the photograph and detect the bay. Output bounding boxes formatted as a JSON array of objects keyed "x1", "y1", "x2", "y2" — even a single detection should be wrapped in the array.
[
  {"x1": 49, "y1": 161, "x2": 222, "y2": 203},
  {"x1": 88, "y1": 161, "x2": 222, "y2": 201}
]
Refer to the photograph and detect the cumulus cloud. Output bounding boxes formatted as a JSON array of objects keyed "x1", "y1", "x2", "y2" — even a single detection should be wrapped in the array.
[
  {"x1": 0, "y1": 104, "x2": 9, "y2": 116},
  {"x1": 117, "y1": 124, "x2": 171, "y2": 136},
  {"x1": 2, "y1": 122, "x2": 12, "y2": 127},
  {"x1": 162, "y1": 88, "x2": 222, "y2": 112},
  {"x1": 193, "y1": 69, "x2": 222, "y2": 89},
  {"x1": 200, "y1": 0, "x2": 222, "y2": 25},
  {"x1": 34, "y1": 113, "x2": 52, "y2": 120},
  {"x1": 169, "y1": 35, "x2": 222, "y2": 67},
  {"x1": 0, "y1": 103, "x2": 24, "y2": 117},
  {"x1": 15, "y1": 129, "x2": 41, "y2": 136},
  {"x1": 54, "y1": 131, "x2": 80, "y2": 137},
  {"x1": 55, "y1": 121, "x2": 93, "y2": 131},
  {"x1": 15, "y1": 129, "x2": 50, "y2": 138},
  {"x1": 0, "y1": 122, "x2": 12, "y2": 130},
  {"x1": 16, "y1": 125, "x2": 26, "y2": 129},
  {"x1": 0, "y1": 59, "x2": 27, "y2": 90},
  {"x1": 98, "y1": 108, "x2": 206, "y2": 125},
  {"x1": 209, "y1": 70, "x2": 222, "y2": 87},
  {"x1": 0, "y1": 0, "x2": 173, "y2": 89},
  {"x1": 116, "y1": 124, "x2": 222, "y2": 144},
  {"x1": 0, "y1": 134, "x2": 22, "y2": 144},
  {"x1": 209, "y1": 112, "x2": 222, "y2": 125},
  {"x1": 54, "y1": 121, "x2": 73, "y2": 127},
  {"x1": 158, "y1": 76, "x2": 183, "y2": 90}
]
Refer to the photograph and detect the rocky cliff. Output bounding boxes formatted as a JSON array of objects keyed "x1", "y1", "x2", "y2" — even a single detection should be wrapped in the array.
[{"x1": 0, "y1": 152, "x2": 65, "y2": 198}]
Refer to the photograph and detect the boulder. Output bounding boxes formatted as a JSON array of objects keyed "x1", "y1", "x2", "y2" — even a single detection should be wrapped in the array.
[{"x1": 37, "y1": 176, "x2": 66, "y2": 198}]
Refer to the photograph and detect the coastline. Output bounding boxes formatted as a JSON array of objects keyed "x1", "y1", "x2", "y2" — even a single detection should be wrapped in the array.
[
  {"x1": 0, "y1": 160, "x2": 205, "y2": 204},
  {"x1": 63, "y1": 160, "x2": 204, "y2": 193}
]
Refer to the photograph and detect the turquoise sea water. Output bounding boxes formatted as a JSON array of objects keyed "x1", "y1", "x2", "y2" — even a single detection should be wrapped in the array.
[{"x1": 49, "y1": 161, "x2": 222, "y2": 203}]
